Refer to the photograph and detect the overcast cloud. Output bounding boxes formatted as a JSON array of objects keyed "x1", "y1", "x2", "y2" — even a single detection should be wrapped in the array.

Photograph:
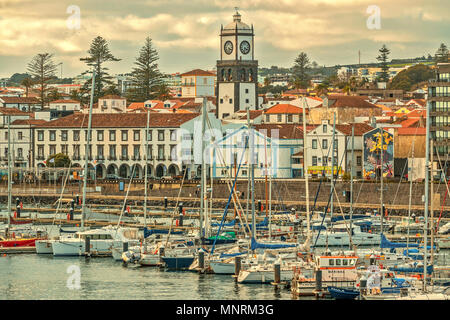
[{"x1": 0, "y1": 0, "x2": 448, "y2": 78}]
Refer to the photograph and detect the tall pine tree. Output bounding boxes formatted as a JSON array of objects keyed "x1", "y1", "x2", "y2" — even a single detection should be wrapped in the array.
[
  {"x1": 291, "y1": 52, "x2": 311, "y2": 89},
  {"x1": 80, "y1": 36, "x2": 121, "y2": 102},
  {"x1": 27, "y1": 53, "x2": 57, "y2": 108},
  {"x1": 129, "y1": 37, "x2": 164, "y2": 101},
  {"x1": 376, "y1": 44, "x2": 390, "y2": 83}
]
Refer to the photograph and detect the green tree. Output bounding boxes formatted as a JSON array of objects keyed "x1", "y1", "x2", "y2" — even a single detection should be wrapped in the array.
[
  {"x1": 291, "y1": 52, "x2": 311, "y2": 89},
  {"x1": 47, "y1": 153, "x2": 71, "y2": 167},
  {"x1": 435, "y1": 43, "x2": 449, "y2": 64},
  {"x1": 80, "y1": 36, "x2": 121, "y2": 102},
  {"x1": 129, "y1": 37, "x2": 164, "y2": 101},
  {"x1": 102, "y1": 84, "x2": 121, "y2": 96},
  {"x1": 389, "y1": 64, "x2": 434, "y2": 91},
  {"x1": 47, "y1": 88, "x2": 61, "y2": 102},
  {"x1": 27, "y1": 53, "x2": 57, "y2": 108},
  {"x1": 154, "y1": 83, "x2": 172, "y2": 101},
  {"x1": 376, "y1": 44, "x2": 390, "y2": 83},
  {"x1": 263, "y1": 76, "x2": 271, "y2": 87}
]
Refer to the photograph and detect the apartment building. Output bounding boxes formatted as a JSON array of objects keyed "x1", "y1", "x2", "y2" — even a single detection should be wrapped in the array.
[{"x1": 33, "y1": 112, "x2": 199, "y2": 179}]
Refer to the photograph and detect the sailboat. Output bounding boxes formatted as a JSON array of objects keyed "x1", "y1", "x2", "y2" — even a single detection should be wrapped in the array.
[{"x1": 0, "y1": 115, "x2": 45, "y2": 249}]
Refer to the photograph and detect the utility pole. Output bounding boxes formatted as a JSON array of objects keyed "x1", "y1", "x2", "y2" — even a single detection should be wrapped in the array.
[
  {"x1": 330, "y1": 113, "x2": 336, "y2": 216},
  {"x1": 423, "y1": 102, "x2": 430, "y2": 292},
  {"x1": 349, "y1": 125, "x2": 355, "y2": 249}
]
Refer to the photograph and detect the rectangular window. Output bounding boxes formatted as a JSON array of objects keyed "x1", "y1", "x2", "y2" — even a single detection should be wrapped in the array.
[
  {"x1": 18, "y1": 132, "x2": 23, "y2": 140},
  {"x1": 170, "y1": 130, "x2": 176, "y2": 141},
  {"x1": 49, "y1": 145, "x2": 56, "y2": 156},
  {"x1": 220, "y1": 98, "x2": 223, "y2": 104},
  {"x1": 109, "y1": 130, "x2": 116, "y2": 141},
  {"x1": 61, "y1": 130, "x2": 68, "y2": 141},
  {"x1": 323, "y1": 124, "x2": 327, "y2": 133},
  {"x1": 312, "y1": 156, "x2": 317, "y2": 166},
  {"x1": 17, "y1": 148, "x2": 23, "y2": 158},
  {"x1": 170, "y1": 145, "x2": 177, "y2": 160},
  {"x1": 121, "y1": 145, "x2": 128, "y2": 158},
  {"x1": 322, "y1": 139, "x2": 328, "y2": 149},
  {"x1": 97, "y1": 130, "x2": 104, "y2": 141},
  {"x1": 73, "y1": 145, "x2": 80, "y2": 158},
  {"x1": 121, "y1": 130, "x2": 128, "y2": 141},
  {"x1": 97, "y1": 145, "x2": 104, "y2": 158},
  {"x1": 146, "y1": 129, "x2": 152, "y2": 141},
  {"x1": 158, "y1": 130, "x2": 164, "y2": 141},
  {"x1": 73, "y1": 130, "x2": 80, "y2": 141},
  {"x1": 109, "y1": 145, "x2": 116, "y2": 158},
  {"x1": 312, "y1": 139, "x2": 317, "y2": 149},
  {"x1": 158, "y1": 145, "x2": 164, "y2": 160},
  {"x1": 356, "y1": 156, "x2": 362, "y2": 166},
  {"x1": 229, "y1": 98, "x2": 232, "y2": 104},
  {"x1": 245, "y1": 99, "x2": 249, "y2": 103},
  {"x1": 266, "y1": 114, "x2": 270, "y2": 122},
  {"x1": 38, "y1": 145, "x2": 44, "y2": 157},
  {"x1": 133, "y1": 130, "x2": 140, "y2": 141},
  {"x1": 37, "y1": 130, "x2": 44, "y2": 141},
  {"x1": 287, "y1": 114, "x2": 293, "y2": 122},
  {"x1": 133, "y1": 145, "x2": 140, "y2": 159},
  {"x1": 245, "y1": 89, "x2": 249, "y2": 94},
  {"x1": 323, "y1": 157, "x2": 328, "y2": 166},
  {"x1": 49, "y1": 130, "x2": 56, "y2": 141},
  {"x1": 277, "y1": 114, "x2": 282, "y2": 122}
]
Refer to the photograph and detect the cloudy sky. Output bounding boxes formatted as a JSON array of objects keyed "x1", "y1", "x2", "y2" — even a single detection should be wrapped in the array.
[{"x1": 0, "y1": 0, "x2": 448, "y2": 78}]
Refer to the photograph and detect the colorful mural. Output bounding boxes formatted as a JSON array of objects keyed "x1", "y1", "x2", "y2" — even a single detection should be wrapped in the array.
[{"x1": 363, "y1": 128, "x2": 394, "y2": 179}]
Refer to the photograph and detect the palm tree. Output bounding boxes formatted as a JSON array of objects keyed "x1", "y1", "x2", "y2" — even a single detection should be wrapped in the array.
[{"x1": 20, "y1": 77, "x2": 34, "y2": 97}]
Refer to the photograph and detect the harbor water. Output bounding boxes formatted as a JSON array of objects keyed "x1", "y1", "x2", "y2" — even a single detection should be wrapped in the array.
[{"x1": 0, "y1": 254, "x2": 294, "y2": 300}]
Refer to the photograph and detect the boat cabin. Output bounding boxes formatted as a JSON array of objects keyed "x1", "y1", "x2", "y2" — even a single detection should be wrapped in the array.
[{"x1": 316, "y1": 256, "x2": 358, "y2": 269}]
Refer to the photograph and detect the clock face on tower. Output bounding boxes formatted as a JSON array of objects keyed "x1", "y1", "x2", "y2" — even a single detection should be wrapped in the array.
[
  {"x1": 240, "y1": 41, "x2": 250, "y2": 54},
  {"x1": 224, "y1": 41, "x2": 233, "y2": 55}
]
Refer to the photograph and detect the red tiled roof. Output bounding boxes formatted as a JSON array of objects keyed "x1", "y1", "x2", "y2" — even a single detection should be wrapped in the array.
[
  {"x1": 236, "y1": 110, "x2": 263, "y2": 120},
  {"x1": 49, "y1": 99, "x2": 80, "y2": 104},
  {"x1": 397, "y1": 127, "x2": 426, "y2": 135},
  {"x1": 0, "y1": 107, "x2": 31, "y2": 115},
  {"x1": 180, "y1": 69, "x2": 215, "y2": 77},
  {"x1": 128, "y1": 102, "x2": 145, "y2": 110},
  {"x1": 405, "y1": 109, "x2": 426, "y2": 118},
  {"x1": 254, "y1": 123, "x2": 304, "y2": 139},
  {"x1": 11, "y1": 119, "x2": 47, "y2": 126},
  {"x1": 34, "y1": 112, "x2": 199, "y2": 128},
  {"x1": 264, "y1": 104, "x2": 308, "y2": 114},
  {"x1": 326, "y1": 95, "x2": 378, "y2": 109},
  {"x1": 0, "y1": 96, "x2": 40, "y2": 104},
  {"x1": 334, "y1": 123, "x2": 374, "y2": 136},
  {"x1": 406, "y1": 99, "x2": 426, "y2": 107},
  {"x1": 399, "y1": 118, "x2": 420, "y2": 128}
]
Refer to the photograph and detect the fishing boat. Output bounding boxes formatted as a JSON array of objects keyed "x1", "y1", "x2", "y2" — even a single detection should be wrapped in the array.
[
  {"x1": 312, "y1": 224, "x2": 381, "y2": 247},
  {"x1": 327, "y1": 286, "x2": 360, "y2": 300},
  {"x1": 160, "y1": 242, "x2": 197, "y2": 270}
]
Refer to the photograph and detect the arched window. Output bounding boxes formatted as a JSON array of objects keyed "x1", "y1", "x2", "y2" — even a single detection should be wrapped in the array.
[
  {"x1": 240, "y1": 69, "x2": 246, "y2": 81},
  {"x1": 227, "y1": 69, "x2": 232, "y2": 81},
  {"x1": 249, "y1": 69, "x2": 254, "y2": 81},
  {"x1": 221, "y1": 69, "x2": 225, "y2": 81}
]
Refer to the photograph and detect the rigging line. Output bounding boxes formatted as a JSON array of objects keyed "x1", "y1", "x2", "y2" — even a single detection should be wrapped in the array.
[
  {"x1": 313, "y1": 141, "x2": 347, "y2": 249},
  {"x1": 390, "y1": 123, "x2": 421, "y2": 209},
  {"x1": 211, "y1": 130, "x2": 250, "y2": 235},
  {"x1": 203, "y1": 113, "x2": 249, "y2": 233},
  {"x1": 48, "y1": 163, "x2": 73, "y2": 234},
  {"x1": 210, "y1": 133, "x2": 250, "y2": 256},
  {"x1": 115, "y1": 164, "x2": 137, "y2": 231},
  {"x1": 163, "y1": 166, "x2": 187, "y2": 248},
  {"x1": 435, "y1": 151, "x2": 450, "y2": 231},
  {"x1": 332, "y1": 186, "x2": 357, "y2": 253}
]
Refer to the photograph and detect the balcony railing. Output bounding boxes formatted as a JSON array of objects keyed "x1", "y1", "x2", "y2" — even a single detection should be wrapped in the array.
[
  {"x1": 36, "y1": 156, "x2": 45, "y2": 160},
  {"x1": 157, "y1": 156, "x2": 165, "y2": 161},
  {"x1": 120, "y1": 155, "x2": 129, "y2": 161},
  {"x1": 96, "y1": 155, "x2": 105, "y2": 161},
  {"x1": 108, "y1": 155, "x2": 117, "y2": 161}
]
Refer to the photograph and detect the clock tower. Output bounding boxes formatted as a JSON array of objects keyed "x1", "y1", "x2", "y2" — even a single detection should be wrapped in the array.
[{"x1": 216, "y1": 10, "x2": 258, "y2": 119}]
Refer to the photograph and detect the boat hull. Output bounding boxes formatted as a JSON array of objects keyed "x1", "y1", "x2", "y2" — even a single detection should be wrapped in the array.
[
  {"x1": 161, "y1": 257, "x2": 195, "y2": 270},
  {"x1": 0, "y1": 238, "x2": 40, "y2": 248},
  {"x1": 52, "y1": 240, "x2": 113, "y2": 256},
  {"x1": 238, "y1": 269, "x2": 294, "y2": 284},
  {"x1": 35, "y1": 240, "x2": 53, "y2": 254}
]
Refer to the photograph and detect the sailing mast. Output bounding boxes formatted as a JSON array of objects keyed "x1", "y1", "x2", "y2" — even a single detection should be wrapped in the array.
[
  {"x1": 380, "y1": 127, "x2": 384, "y2": 254},
  {"x1": 349, "y1": 125, "x2": 354, "y2": 249},
  {"x1": 423, "y1": 103, "x2": 430, "y2": 292},
  {"x1": 246, "y1": 107, "x2": 256, "y2": 240},
  {"x1": 199, "y1": 97, "x2": 207, "y2": 240},
  {"x1": 301, "y1": 97, "x2": 311, "y2": 246},
  {"x1": 7, "y1": 115, "x2": 11, "y2": 237},
  {"x1": 407, "y1": 138, "x2": 415, "y2": 250},
  {"x1": 144, "y1": 109, "x2": 150, "y2": 230},
  {"x1": 81, "y1": 69, "x2": 95, "y2": 231}
]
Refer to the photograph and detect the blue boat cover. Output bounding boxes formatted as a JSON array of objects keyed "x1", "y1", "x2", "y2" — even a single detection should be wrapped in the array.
[
  {"x1": 380, "y1": 233, "x2": 419, "y2": 249},
  {"x1": 389, "y1": 265, "x2": 433, "y2": 275},
  {"x1": 250, "y1": 237, "x2": 296, "y2": 250},
  {"x1": 211, "y1": 219, "x2": 236, "y2": 227},
  {"x1": 331, "y1": 215, "x2": 368, "y2": 223},
  {"x1": 144, "y1": 227, "x2": 183, "y2": 238}
]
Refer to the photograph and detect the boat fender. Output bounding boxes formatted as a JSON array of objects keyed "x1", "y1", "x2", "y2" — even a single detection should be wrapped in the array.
[{"x1": 13, "y1": 211, "x2": 17, "y2": 218}]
